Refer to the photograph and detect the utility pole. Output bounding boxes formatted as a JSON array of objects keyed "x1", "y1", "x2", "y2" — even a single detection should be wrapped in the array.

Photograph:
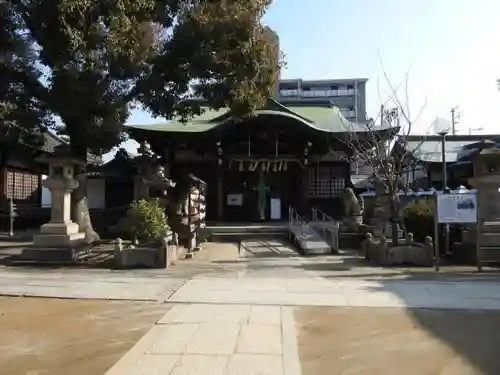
[
  {"x1": 380, "y1": 105, "x2": 384, "y2": 127},
  {"x1": 451, "y1": 106, "x2": 460, "y2": 135}
]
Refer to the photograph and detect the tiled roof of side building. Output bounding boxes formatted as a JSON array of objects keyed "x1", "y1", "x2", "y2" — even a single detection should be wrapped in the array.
[
  {"x1": 399, "y1": 134, "x2": 500, "y2": 163},
  {"x1": 39, "y1": 131, "x2": 102, "y2": 165}
]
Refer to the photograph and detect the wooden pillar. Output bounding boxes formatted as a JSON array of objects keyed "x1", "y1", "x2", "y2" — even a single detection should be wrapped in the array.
[
  {"x1": 301, "y1": 141, "x2": 314, "y2": 216},
  {"x1": 217, "y1": 172, "x2": 223, "y2": 220},
  {"x1": 0, "y1": 166, "x2": 6, "y2": 206},
  {"x1": 163, "y1": 148, "x2": 171, "y2": 177},
  {"x1": 216, "y1": 141, "x2": 224, "y2": 220},
  {"x1": 300, "y1": 165, "x2": 309, "y2": 215}
]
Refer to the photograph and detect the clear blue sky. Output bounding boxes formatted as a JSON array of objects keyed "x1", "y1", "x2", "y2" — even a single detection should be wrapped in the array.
[{"x1": 108, "y1": 0, "x2": 500, "y2": 160}]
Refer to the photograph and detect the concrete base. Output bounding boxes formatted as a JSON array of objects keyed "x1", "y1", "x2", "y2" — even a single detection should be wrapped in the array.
[
  {"x1": 33, "y1": 232, "x2": 85, "y2": 248},
  {"x1": 114, "y1": 244, "x2": 182, "y2": 269},
  {"x1": 40, "y1": 222, "x2": 80, "y2": 235},
  {"x1": 20, "y1": 245, "x2": 91, "y2": 262}
]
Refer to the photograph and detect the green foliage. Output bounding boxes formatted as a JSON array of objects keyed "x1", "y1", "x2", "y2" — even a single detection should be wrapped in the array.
[
  {"x1": 403, "y1": 198, "x2": 434, "y2": 242},
  {"x1": 3, "y1": 0, "x2": 280, "y2": 159},
  {"x1": 125, "y1": 198, "x2": 168, "y2": 242},
  {"x1": 0, "y1": 2, "x2": 53, "y2": 155},
  {"x1": 3, "y1": 0, "x2": 279, "y2": 234}
]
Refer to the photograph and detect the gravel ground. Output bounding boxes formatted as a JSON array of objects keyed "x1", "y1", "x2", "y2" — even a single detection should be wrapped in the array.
[
  {"x1": 295, "y1": 306, "x2": 500, "y2": 375},
  {"x1": 0, "y1": 297, "x2": 170, "y2": 375}
]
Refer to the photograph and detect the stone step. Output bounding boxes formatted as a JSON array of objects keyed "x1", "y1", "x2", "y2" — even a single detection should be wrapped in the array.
[
  {"x1": 205, "y1": 225, "x2": 288, "y2": 235},
  {"x1": 289, "y1": 225, "x2": 331, "y2": 255},
  {"x1": 209, "y1": 232, "x2": 289, "y2": 244}
]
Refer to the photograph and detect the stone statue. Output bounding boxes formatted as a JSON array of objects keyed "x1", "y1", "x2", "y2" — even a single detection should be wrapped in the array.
[
  {"x1": 342, "y1": 188, "x2": 363, "y2": 231},
  {"x1": 343, "y1": 188, "x2": 362, "y2": 217},
  {"x1": 370, "y1": 196, "x2": 389, "y2": 230}
]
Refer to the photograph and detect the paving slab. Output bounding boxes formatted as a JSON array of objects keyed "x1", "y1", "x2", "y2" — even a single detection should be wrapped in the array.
[
  {"x1": 169, "y1": 276, "x2": 500, "y2": 310},
  {"x1": 226, "y1": 354, "x2": 283, "y2": 375},
  {"x1": 146, "y1": 324, "x2": 199, "y2": 354},
  {"x1": 0, "y1": 269, "x2": 186, "y2": 301},
  {"x1": 236, "y1": 324, "x2": 282, "y2": 354},
  {"x1": 171, "y1": 355, "x2": 229, "y2": 375},
  {"x1": 105, "y1": 304, "x2": 298, "y2": 375},
  {"x1": 249, "y1": 305, "x2": 281, "y2": 325}
]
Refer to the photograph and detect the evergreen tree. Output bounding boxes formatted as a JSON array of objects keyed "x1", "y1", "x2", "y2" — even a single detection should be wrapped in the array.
[{"x1": 3, "y1": 0, "x2": 279, "y2": 242}]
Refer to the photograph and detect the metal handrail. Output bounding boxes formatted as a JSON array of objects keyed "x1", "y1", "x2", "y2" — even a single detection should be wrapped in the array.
[
  {"x1": 311, "y1": 207, "x2": 340, "y2": 252},
  {"x1": 288, "y1": 206, "x2": 307, "y2": 243}
]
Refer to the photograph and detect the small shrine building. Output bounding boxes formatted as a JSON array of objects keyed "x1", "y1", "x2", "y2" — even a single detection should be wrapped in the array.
[{"x1": 127, "y1": 98, "x2": 397, "y2": 222}]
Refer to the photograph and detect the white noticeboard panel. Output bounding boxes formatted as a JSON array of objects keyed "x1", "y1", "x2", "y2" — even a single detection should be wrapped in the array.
[
  {"x1": 270, "y1": 198, "x2": 281, "y2": 220},
  {"x1": 227, "y1": 194, "x2": 243, "y2": 206},
  {"x1": 437, "y1": 193, "x2": 477, "y2": 223}
]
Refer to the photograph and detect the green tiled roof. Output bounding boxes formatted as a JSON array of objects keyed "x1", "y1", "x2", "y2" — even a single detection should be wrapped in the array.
[{"x1": 127, "y1": 99, "x2": 388, "y2": 134}]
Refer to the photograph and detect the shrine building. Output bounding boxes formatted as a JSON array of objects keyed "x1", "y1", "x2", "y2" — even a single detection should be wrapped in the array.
[{"x1": 127, "y1": 97, "x2": 397, "y2": 223}]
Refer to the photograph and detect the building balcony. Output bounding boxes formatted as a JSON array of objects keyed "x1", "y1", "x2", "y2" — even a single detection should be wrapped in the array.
[{"x1": 279, "y1": 88, "x2": 356, "y2": 98}]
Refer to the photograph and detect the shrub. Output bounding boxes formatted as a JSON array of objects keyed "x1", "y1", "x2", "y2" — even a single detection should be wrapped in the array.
[
  {"x1": 125, "y1": 198, "x2": 168, "y2": 242},
  {"x1": 403, "y1": 198, "x2": 434, "y2": 242}
]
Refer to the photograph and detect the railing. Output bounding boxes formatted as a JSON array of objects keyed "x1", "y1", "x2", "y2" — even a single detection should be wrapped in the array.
[
  {"x1": 288, "y1": 206, "x2": 308, "y2": 243},
  {"x1": 311, "y1": 207, "x2": 340, "y2": 252},
  {"x1": 0, "y1": 200, "x2": 50, "y2": 236}
]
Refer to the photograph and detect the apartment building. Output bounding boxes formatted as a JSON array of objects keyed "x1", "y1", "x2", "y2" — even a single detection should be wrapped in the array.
[{"x1": 278, "y1": 78, "x2": 368, "y2": 122}]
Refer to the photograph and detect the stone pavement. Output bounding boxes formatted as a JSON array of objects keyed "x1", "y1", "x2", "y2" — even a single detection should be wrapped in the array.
[
  {"x1": 106, "y1": 304, "x2": 300, "y2": 375},
  {"x1": 3, "y1": 239, "x2": 500, "y2": 374},
  {"x1": 168, "y1": 275, "x2": 500, "y2": 310}
]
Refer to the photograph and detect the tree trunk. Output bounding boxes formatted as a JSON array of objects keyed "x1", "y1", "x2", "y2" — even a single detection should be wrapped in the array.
[
  {"x1": 70, "y1": 145, "x2": 100, "y2": 244},
  {"x1": 390, "y1": 193, "x2": 401, "y2": 246},
  {"x1": 0, "y1": 151, "x2": 7, "y2": 231}
]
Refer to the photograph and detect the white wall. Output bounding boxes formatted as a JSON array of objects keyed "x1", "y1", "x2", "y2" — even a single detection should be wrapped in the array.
[
  {"x1": 41, "y1": 176, "x2": 106, "y2": 209},
  {"x1": 41, "y1": 175, "x2": 51, "y2": 207}
]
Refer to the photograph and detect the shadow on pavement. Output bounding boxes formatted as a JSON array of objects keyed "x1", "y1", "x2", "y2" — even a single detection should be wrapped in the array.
[{"x1": 299, "y1": 250, "x2": 500, "y2": 374}]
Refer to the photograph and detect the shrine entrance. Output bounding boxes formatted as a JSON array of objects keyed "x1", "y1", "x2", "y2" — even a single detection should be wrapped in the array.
[{"x1": 223, "y1": 158, "x2": 302, "y2": 222}]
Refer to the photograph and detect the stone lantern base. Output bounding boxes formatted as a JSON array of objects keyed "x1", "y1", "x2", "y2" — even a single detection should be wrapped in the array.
[
  {"x1": 21, "y1": 222, "x2": 87, "y2": 262},
  {"x1": 33, "y1": 222, "x2": 86, "y2": 248}
]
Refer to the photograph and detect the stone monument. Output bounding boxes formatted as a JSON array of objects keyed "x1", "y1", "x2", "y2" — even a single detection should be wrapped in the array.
[
  {"x1": 25, "y1": 146, "x2": 86, "y2": 260},
  {"x1": 341, "y1": 187, "x2": 363, "y2": 230}
]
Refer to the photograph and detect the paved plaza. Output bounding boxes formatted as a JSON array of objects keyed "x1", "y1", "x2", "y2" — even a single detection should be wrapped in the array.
[{"x1": 1, "y1": 240, "x2": 500, "y2": 374}]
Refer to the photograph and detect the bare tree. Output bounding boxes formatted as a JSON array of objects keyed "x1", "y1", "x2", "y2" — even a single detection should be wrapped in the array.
[{"x1": 332, "y1": 70, "x2": 427, "y2": 245}]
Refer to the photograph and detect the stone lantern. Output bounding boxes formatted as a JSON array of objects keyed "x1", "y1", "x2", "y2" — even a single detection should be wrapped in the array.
[{"x1": 32, "y1": 145, "x2": 86, "y2": 249}]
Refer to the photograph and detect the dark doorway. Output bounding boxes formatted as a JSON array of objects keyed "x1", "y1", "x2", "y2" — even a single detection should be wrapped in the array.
[{"x1": 223, "y1": 165, "x2": 301, "y2": 222}]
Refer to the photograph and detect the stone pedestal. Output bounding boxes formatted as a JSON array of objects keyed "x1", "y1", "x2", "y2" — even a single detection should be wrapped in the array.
[
  {"x1": 33, "y1": 222, "x2": 85, "y2": 247},
  {"x1": 33, "y1": 177, "x2": 85, "y2": 248},
  {"x1": 23, "y1": 147, "x2": 86, "y2": 261}
]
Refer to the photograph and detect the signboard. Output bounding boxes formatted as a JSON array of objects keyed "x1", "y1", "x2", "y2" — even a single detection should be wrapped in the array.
[
  {"x1": 226, "y1": 193, "x2": 243, "y2": 206},
  {"x1": 270, "y1": 198, "x2": 281, "y2": 220},
  {"x1": 437, "y1": 193, "x2": 477, "y2": 223}
]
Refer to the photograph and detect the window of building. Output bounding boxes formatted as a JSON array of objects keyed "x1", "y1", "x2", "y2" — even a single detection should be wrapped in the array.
[
  {"x1": 306, "y1": 166, "x2": 345, "y2": 198},
  {"x1": 280, "y1": 89, "x2": 299, "y2": 97},
  {"x1": 5, "y1": 169, "x2": 39, "y2": 203},
  {"x1": 337, "y1": 86, "x2": 348, "y2": 96}
]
